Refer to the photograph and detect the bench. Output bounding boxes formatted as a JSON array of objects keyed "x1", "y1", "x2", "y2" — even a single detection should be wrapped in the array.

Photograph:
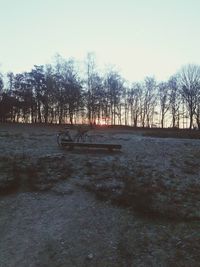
[{"x1": 60, "y1": 142, "x2": 122, "y2": 151}]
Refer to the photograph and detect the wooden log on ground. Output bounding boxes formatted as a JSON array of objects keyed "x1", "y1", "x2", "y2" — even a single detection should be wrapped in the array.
[{"x1": 60, "y1": 142, "x2": 122, "y2": 151}]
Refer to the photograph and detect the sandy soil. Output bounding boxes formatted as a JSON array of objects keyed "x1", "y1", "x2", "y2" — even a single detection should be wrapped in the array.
[{"x1": 0, "y1": 124, "x2": 200, "y2": 267}]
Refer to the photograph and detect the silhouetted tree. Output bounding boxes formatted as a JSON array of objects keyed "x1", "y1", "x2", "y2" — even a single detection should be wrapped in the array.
[
  {"x1": 44, "y1": 65, "x2": 57, "y2": 123},
  {"x1": 178, "y1": 64, "x2": 200, "y2": 129},
  {"x1": 141, "y1": 77, "x2": 157, "y2": 127},
  {"x1": 0, "y1": 73, "x2": 3, "y2": 98},
  {"x1": 158, "y1": 82, "x2": 169, "y2": 128},
  {"x1": 195, "y1": 83, "x2": 200, "y2": 129},
  {"x1": 0, "y1": 74, "x2": 4, "y2": 121},
  {"x1": 53, "y1": 56, "x2": 83, "y2": 124},
  {"x1": 104, "y1": 70, "x2": 124, "y2": 125},
  {"x1": 127, "y1": 83, "x2": 142, "y2": 127},
  {"x1": 1, "y1": 55, "x2": 200, "y2": 129},
  {"x1": 12, "y1": 72, "x2": 35, "y2": 122},
  {"x1": 30, "y1": 65, "x2": 47, "y2": 123},
  {"x1": 62, "y1": 59, "x2": 83, "y2": 125},
  {"x1": 84, "y1": 52, "x2": 98, "y2": 124},
  {"x1": 168, "y1": 76, "x2": 181, "y2": 128}
]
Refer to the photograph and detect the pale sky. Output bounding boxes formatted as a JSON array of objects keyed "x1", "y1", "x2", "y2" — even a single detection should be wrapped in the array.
[{"x1": 0, "y1": 0, "x2": 200, "y2": 82}]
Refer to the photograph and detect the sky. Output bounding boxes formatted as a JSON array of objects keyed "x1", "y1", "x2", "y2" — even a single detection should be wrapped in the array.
[{"x1": 0, "y1": 0, "x2": 200, "y2": 82}]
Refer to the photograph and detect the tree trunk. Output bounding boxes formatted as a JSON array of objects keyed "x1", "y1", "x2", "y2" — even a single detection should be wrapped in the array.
[{"x1": 189, "y1": 112, "x2": 193, "y2": 129}]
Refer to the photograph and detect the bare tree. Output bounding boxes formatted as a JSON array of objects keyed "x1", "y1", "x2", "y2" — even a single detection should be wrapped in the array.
[
  {"x1": 194, "y1": 83, "x2": 200, "y2": 129},
  {"x1": 13, "y1": 72, "x2": 35, "y2": 122},
  {"x1": 141, "y1": 77, "x2": 157, "y2": 127},
  {"x1": 63, "y1": 59, "x2": 83, "y2": 125},
  {"x1": 85, "y1": 52, "x2": 97, "y2": 124},
  {"x1": 104, "y1": 70, "x2": 124, "y2": 125},
  {"x1": 53, "y1": 56, "x2": 83, "y2": 124},
  {"x1": 158, "y1": 82, "x2": 170, "y2": 128},
  {"x1": 127, "y1": 83, "x2": 142, "y2": 127},
  {"x1": 29, "y1": 65, "x2": 47, "y2": 123},
  {"x1": 178, "y1": 64, "x2": 200, "y2": 129},
  {"x1": 168, "y1": 76, "x2": 181, "y2": 128},
  {"x1": 0, "y1": 73, "x2": 4, "y2": 121},
  {"x1": 0, "y1": 72, "x2": 3, "y2": 96}
]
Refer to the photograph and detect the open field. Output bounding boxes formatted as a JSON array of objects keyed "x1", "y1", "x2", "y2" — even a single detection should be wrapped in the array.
[{"x1": 0, "y1": 123, "x2": 200, "y2": 266}]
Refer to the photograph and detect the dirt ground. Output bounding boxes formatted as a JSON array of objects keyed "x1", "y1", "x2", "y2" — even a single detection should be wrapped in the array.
[{"x1": 0, "y1": 123, "x2": 200, "y2": 267}]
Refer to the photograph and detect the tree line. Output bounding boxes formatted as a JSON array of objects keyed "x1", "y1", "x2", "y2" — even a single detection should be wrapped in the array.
[{"x1": 0, "y1": 54, "x2": 200, "y2": 129}]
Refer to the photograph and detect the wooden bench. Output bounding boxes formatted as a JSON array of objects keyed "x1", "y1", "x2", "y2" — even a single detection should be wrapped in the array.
[{"x1": 60, "y1": 142, "x2": 122, "y2": 151}]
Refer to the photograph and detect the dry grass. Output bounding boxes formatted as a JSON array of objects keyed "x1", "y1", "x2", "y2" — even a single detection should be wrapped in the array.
[
  {"x1": 82, "y1": 159, "x2": 200, "y2": 222},
  {"x1": 0, "y1": 157, "x2": 21, "y2": 194},
  {"x1": 0, "y1": 124, "x2": 200, "y2": 266},
  {"x1": 142, "y1": 129, "x2": 200, "y2": 139},
  {"x1": 0, "y1": 155, "x2": 73, "y2": 194},
  {"x1": 22, "y1": 156, "x2": 73, "y2": 192},
  {"x1": 0, "y1": 132, "x2": 24, "y2": 138}
]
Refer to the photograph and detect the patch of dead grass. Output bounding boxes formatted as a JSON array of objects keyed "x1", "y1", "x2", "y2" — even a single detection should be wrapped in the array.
[
  {"x1": 0, "y1": 155, "x2": 73, "y2": 194},
  {"x1": 143, "y1": 129, "x2": 200, "y2": 139}
]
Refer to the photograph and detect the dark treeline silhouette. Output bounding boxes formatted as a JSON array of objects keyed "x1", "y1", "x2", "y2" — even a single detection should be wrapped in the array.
[{"x1": 0, "y1": 54, "x2": 200, "y2": 129}]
